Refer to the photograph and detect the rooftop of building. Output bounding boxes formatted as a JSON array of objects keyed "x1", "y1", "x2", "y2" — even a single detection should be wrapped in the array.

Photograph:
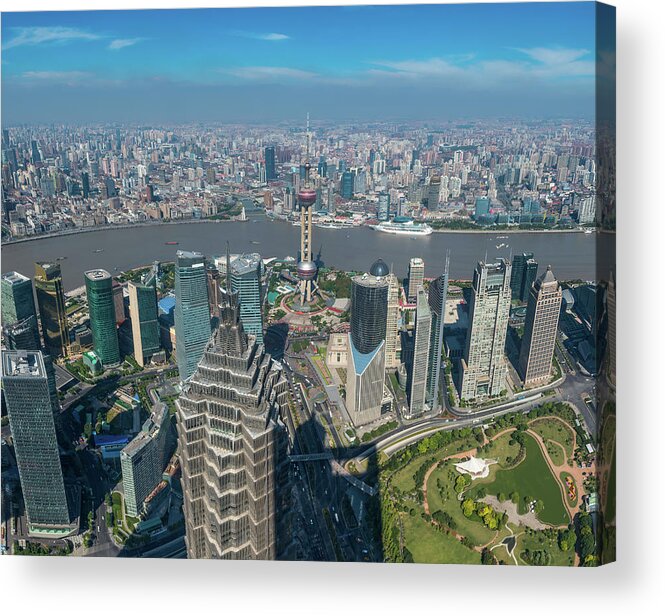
[
  {"x1": 1, "y1": 271, "x2": 30, "y2": 285},
  {"x1": 84, "y1": 269, "x2": 112, "y2": 281},
  {"x1": 368, "y1": 258, "x2": 390, "y2": 278},
  {"x1": 231, "y1": 252, "x2": 262, "y2": 275},
  {"x1": 2, "y1": 350, "x2": 46, "y2": 378}
]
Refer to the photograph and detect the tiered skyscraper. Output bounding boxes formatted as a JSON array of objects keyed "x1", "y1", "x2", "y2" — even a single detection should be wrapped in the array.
[
  {"x1": 174, "y1": 250, "x2": 211, "y2": 381},
  {"x1": 176, "y1": 262, "x2": 289, "y2": 559},
  {"x1": 34, "y1": 261, "x2": 69, "y2": 357},
  {"x1": 518, "y1": 265, "x2": 562, "y2": 387},
  {"x1": 460, "y1": 259, "x2": 512, "y2": 401},
  {"x1": 2, "y1": 350, "x2": 74, "y2": 536},
  {"x1": 346, "y1": 259, "x2": 389, "y2": 426},
  {"x1": 85, "y1": 269, "x2": 120, "y2": 367}
]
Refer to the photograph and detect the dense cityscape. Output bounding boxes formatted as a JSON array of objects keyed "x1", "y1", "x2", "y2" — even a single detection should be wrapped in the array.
[
  {"x1": 1, "y1": 119, "x2": 604, "y2": 242},
  {"x1": 0, "y1": 117, "x2": 615, "y2": 565},
  {"x1": 0, "y1": 3, "x2": 615, "y2": 568}
]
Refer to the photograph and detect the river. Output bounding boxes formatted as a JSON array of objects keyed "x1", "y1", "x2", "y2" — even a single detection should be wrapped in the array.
[{"x1": 0, "y1": 219, "x2": 608, "y2": 292}]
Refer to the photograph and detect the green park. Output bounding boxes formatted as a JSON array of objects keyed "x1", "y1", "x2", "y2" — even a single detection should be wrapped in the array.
[{"x1": 370, "y1": 402, "x2": 591, "y2": 566}]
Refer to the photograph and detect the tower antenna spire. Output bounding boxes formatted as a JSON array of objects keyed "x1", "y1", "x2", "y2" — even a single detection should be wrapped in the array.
[{"x1": 226, "y1": 241, "x2": 231, "y2": 293}]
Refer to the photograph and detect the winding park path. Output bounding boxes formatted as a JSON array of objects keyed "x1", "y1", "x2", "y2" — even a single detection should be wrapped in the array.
[{"x1": 420, "y1": 416, "x2": 588, "y2": 540}]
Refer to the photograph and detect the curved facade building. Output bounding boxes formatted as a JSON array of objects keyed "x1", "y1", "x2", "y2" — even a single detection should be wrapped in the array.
[
  {"x1": 85, "y1": 269, "x2": 120, "y2": 367},
  {"x1": 346, "y1": 259, "x2": 390, "y2": 426},
  {"x1": 350, "y1": 262, "x2": 389, "y2": 354}
]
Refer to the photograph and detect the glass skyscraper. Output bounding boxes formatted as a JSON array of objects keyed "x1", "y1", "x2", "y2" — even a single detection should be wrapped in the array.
[
  {"x1": 1, "y1": 271, "x2": 40, "y2": 350},
  {"x1": 230, "y1": 253, "x2": 264, "y2": 345},
  {"x1": 346, "y1": 259, "x2": 390, "y2": 426},
  {"x1": 1, "y1": 270, "x2": 37, "y2": 325},
  {"x1": 264, "y1": 145, "x2": 276, "y2": 181},
  {"x1": 2, "y1": 350, "x2": 72, "y2": 536},
  {"x1": 407, "y1": 288, "x2": 432, "y2": 419},
  {"x1": 85, "y1": 269, "x2": 120, "y2": 367},
  {"x1": 128, "y1": 279, "x2": 160, "y2": 367},
  {"x1": 510, "y1": 252, "x2": 538, "y2": 301},
  {"x1": 341, "y1": 170, "x2": 355, "y2": 199},
  {"x1": 426, "y1": 256, "x2": 450, "y2": 410},
  {"x1": 34, "y1": 262, "x2": 70, "y2": 357},
  {"x1": 174, "y1": 250, "x2": 211, "y2": 381}
]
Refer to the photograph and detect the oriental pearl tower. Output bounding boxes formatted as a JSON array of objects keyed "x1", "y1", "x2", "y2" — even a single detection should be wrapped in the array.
[{"x1": 296, "y1": 114, "x2": 318, "y2": 305}]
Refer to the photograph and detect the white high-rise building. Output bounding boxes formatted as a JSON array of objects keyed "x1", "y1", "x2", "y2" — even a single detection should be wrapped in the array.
[
  {"x1": 408, "y1": 257, "x2": 425, "y2": 303},
  {"x1": 460, "y1": 259, "x2": 512, "y2": 402},
  {"x1": 407, "y1": 288, "x2": 432, "y2": 419}
]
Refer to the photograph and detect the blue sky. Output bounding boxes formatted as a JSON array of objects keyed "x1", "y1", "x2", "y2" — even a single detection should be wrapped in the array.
[{"x1": 1, "y1": 3, "x2": 598, "y2": 123}]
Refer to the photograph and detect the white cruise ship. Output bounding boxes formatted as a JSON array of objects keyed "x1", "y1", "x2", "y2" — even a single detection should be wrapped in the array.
[{"x1": 371, "y1": 217, "x2": 433, "y2": 237}]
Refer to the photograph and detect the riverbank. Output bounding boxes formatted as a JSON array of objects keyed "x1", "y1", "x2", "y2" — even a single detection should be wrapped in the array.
[{"x1": 1, "y1": 218, "x2": 238, "y2": 246}]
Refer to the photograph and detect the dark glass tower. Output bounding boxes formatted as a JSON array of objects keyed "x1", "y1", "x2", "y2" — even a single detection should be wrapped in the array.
[
  {"x1": 510, "y1": 252, "x2": 538, "y2": 301},
  {"x1": 265, "y1": 146, "x2": 276, "y2": 181},
  {"x1": 34, "y1": 262, "x2": 69, "y2": 357},
  {"x1": 350, "y1": 259, "x2": 389, "y2": 354}
]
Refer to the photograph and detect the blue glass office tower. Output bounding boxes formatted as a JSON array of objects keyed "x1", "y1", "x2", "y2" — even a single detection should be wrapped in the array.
[
  {"x1": 265, "y1": 146, "x2": 276, "y2": 181},
  {"x1": 230, "y1": 253, "x2": 264, "y2": 345},
  {"x1": 341, "y1": 171, "x2": 355, "y2": 199},
  {"x1": 175, "y1": 251, "x2": 211, "y2": 380}
]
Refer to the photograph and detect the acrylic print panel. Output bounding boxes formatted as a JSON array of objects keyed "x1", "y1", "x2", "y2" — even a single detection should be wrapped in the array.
[{"x1": 0, "y1": 1, "x2": 615, "y2": 566}]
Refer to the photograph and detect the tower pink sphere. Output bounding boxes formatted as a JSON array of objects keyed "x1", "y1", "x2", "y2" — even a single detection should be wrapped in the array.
[{"x1": 298, "y1": 189, "x2": 317, "y2": 206}]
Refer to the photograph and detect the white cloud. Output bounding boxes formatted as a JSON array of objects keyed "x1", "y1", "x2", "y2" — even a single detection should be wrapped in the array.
[
  {"x1": 232, "y1": 31, "x2": 290, "y2": 41},
  {"x1": 3, "y1": 26, "x2": 101, "y2": 50},
  {"x1": 222, "y1": 66, "x2": 317, "y2": 80},
  {"x1": 108, "y1": 38, "x2": 143, "y2": 50},
  {"x1": 21, "y1": 71, "x2": 93, "y2": 86},
  {"x1": 515, "y1": 47, "x2": 589, "y2": 65}
]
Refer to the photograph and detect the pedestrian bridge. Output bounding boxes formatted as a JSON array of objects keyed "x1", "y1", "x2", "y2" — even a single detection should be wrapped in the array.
[{"x1": 289, "y1": 452, "x2": 334, "y2": 462}]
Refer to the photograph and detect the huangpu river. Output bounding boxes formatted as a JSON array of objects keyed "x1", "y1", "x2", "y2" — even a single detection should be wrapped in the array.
[{"x1": 1, "y1": 218, "x2": 611, "y2": 292}]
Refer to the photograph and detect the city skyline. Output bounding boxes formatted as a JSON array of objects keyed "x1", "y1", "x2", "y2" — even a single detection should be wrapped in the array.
[{"x1": 2, "y1": 3, "x2": 600, "y2": 123}]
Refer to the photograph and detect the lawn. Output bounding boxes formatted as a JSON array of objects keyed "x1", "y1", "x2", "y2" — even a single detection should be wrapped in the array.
[
  {"x1": 467, "y1": 433, "x2": 570, "y2": 527},
  {"x1": 426, "y1": 462, "x2": 496, "y2": 547},
  {"x1": 544, "y1": 440, "x2": 566, "y2": 466},
  {"x1": 480, "y1": 430, "x2": 520, "y2": 467},
  {"x1": 391, "y1": 456, "x2": 429, "y2": 494},
  {"x1": 530, "y1": 417, "x2": 575, "y2": 460},
  {"x1": 516, "y1": 528, "x2": 576, "y2": 567},
  {"x1": 401, "y1": 513, "x2": 480, "y2": 565},
  {"x1": 604, "y1": 449, "x2": 616, "y2": 524}
]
